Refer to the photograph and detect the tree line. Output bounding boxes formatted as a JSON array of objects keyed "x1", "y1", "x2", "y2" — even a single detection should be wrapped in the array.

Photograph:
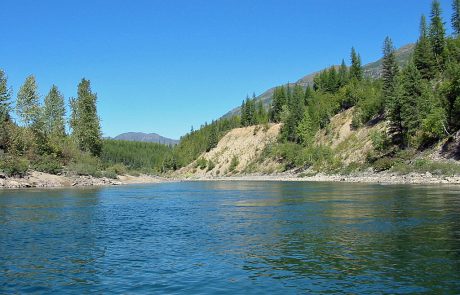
[
  {"x1": 0, "y1": 73, "x2": 103, "y2": 176},
  {"x1": 231, "y1": 0, "x2": 460, "y2": 160}
]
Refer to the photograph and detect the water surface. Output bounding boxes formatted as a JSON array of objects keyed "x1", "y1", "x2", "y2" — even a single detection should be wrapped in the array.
[{"x1": 1, "y1": 181, "x2": 460, "y2": 294}]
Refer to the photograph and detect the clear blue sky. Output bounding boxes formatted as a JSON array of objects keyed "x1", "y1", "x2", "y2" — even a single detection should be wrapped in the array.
[{"x1": 0, "y1": 0, "x2": 454, "y2": 139}]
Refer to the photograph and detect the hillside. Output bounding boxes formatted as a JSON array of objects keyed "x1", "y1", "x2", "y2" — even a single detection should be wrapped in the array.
[
  {"x1": 178, "y1": 106, "x2": 460, "y2": 183},
  {"x1": 114, "y1": 132, "x2": 179, "y2": 145},
  {"x1": 178, "y1": 124, "x2": 281, "y2": 177},
  {"x1": 222, "y1": 44, "x2": 415, "y2": 119}
]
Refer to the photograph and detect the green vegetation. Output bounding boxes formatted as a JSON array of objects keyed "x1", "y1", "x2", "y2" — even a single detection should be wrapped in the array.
[
  {"x1": 234, "y1": 0, "x2": 460, "y2": 175},
  {"x1": 101, "y1": 140, "x2": 173, "y2": 173}
]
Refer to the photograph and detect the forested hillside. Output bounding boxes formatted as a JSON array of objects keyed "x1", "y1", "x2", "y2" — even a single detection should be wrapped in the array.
[{"x1": 185, "y1": 0, "x2": 460, "y2": 176}]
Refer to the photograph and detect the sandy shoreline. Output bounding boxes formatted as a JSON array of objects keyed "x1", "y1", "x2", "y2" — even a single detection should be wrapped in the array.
[{"x1": 1, "y1": 170, "x2": 460, "y2": 189}]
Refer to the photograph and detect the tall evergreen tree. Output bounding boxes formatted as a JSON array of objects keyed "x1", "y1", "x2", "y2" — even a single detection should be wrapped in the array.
[
  {"x1": 452, "y1": 0, "x2": 460, "y2": 35},
  {"x1": 282, "y1": 84, "x2": 305, "y2": 142},
  {"x1": 255, "y1": 100, "x2": 268, "y2": 124},
  {"x1": 44, "y1": 85, "x2": 66, "y2": 137},
  {"x1": 304, "y1": 85, "x2": 314, "y2": 106},
  {"x1": 206, "y1": 124, "x2": 218, "y2": 152},
  {"x1": 382, "y1": 37, "x2": 399, "y2": 103},
  {"x1": 270, "y1": 86, "x2": 287, "y2": 123},
  {"x1": 382, "y1": 37, "x2": 403, "y2": 143},
  {"x1": 350, "y1": 47, "x2": 363, "y2": 81},
  {"x1": 70, "y1": 78, "x2": 102, "y2": 156},
  {"x1": 400, "y1": 62, "x2": 424, "y2": 141},
  {"x1": 429, "y1": 0, "x2": 446, "y2": 65},
  {"x1": 240, "y1": 99, "x2": 247, "y2": 126},
  {"x1": 414, "y1": 15, "x2": 436, "y2": 80},
  {"x1": 0, "y1": 70, "x2": 12, "y2": 151},
  {"x1": 338, "y1": 59, "x2": 349, "y2": 87}
]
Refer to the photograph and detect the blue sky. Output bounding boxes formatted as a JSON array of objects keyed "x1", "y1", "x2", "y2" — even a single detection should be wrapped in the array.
[{"x1": 0, "y1": 0, "x2": 454, "y2": 139}]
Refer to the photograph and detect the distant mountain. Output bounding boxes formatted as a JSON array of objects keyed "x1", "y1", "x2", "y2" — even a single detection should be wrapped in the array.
[
  {"x1": 113, "y1": 132, "x2": 179, "y2": 145},
  {"x1": 222, "y1": 44, "x2": 415, "y2": 119}
]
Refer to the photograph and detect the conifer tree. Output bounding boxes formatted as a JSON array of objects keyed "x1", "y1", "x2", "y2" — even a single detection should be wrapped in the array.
[
  {"x1": 338, "y1": 59, "x2": 349, "y2": 87},
  {"x1": 452, "y1": 0, "x2": 460, "y2": 35},
  {"x1": 350, "y1": 47, "x2": 363, "y2": 81},
  {"x1": 304, "y1": 85, "x2": 314, "y2": 106},
  {"x1": 282, "y1": 84, "x2": 304, "y2": 142},
  {"x1": 382, "y1": 37, "x2": 399, "y2": 103},
  {"x1": 429, "y1": 0, "x2": 446, "y2": 65},
  {"x1": 382, "y1": 37, "x2": 403, "y2": 143},
  {"x1": 414, "y1": 15, "x2": 436, "y2": 79},
  {"x1": 0, "y1": 70, "x2": 11, "y2": 151},
  {"x1": 206, "y1": 124, "x2": 218, "y2": 152},
  {"x1": 256, "y1": 100, "x2": 267, "y2": 124},
  {"x1": 70, "y1": 78, "x2": 102, "y2": 156},
  {"x1": 240, "y1": 99, "x2": 247, "y2": 126},
  {"x1": 400, "y1": 62, "x2": 423, "y2": 141},
  {"x1": 270, "y1": 86, "x2": 287, "y2": 123},
  {"x1": 44, "y1": 85, "x2": 66, "y2": 136}
]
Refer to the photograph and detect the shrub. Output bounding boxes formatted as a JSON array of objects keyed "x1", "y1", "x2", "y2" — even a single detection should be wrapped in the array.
[
  {"x1": 32, "y1": 154, "x2": 63, "y2": 174},
  {"x1": 106, "y1": 163, "x2": 127, "y2": 175},
  {"x1": 0, "y1": 155, "x2": 30, "y2": 177},
  {"x1": 196, "y1": 158, "x2": 207, "y2": 170},
  {"x1": 370, "y1": 130, "x2": 391, "y2": 152},
  {"x1": 101, "y1": 170, "x2": 118, "y2": 179},
  {"x1": 229, "y1": 156, "x2": 239, "y2": 172},
  {"x1": 207, "y1": 160, "x2": 215, "y2": 171},
  {"x1": 67, "y1": 152, "x2": 102, "y2": 177},
  {"x1": 341, "y1": 162, "x2": 363, "y2": 175},
  {"x1": 373, "y1": 157, "x2": 395, "y2": 172}
]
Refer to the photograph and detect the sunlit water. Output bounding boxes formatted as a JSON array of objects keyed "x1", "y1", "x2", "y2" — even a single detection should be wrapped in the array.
[{"x1": 1, "y1": 181, "x2": 460, "y2": 294}]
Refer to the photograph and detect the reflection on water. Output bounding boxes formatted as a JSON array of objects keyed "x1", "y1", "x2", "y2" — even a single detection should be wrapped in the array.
[{"x1": 0, "y1": 182, "x2": 460, "y2": 294}]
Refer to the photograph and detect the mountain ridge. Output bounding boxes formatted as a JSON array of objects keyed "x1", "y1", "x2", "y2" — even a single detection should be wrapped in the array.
[
  {"x1": 221, "y1": 43, "x2": 415, "y2": 119},
  {"x1": 113, "y1": 132, "x2": 179, "y2": 145}
]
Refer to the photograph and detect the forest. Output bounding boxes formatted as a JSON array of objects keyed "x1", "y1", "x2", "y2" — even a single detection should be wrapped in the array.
[{"x1": 1, "y1": 0, "x2": 460, "y2": 177}]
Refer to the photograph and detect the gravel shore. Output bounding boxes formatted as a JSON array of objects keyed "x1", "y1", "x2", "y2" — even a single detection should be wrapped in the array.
[
  {"x1": 0, "y1": 171, "x2": 169, "y2": 189},
  {"x1": 185, "y1": 172, "x2": 460, "y2": 185}
]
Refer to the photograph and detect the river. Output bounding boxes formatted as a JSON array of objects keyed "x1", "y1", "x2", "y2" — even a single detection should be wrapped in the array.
[{"x1": 1, "y1": 181, "x2": 459, "y2": 294}]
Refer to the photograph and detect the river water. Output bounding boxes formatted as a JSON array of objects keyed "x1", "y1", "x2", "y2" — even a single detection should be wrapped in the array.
[{"x1": 1, "y1": 181, "x2": 459, "y2": 294}]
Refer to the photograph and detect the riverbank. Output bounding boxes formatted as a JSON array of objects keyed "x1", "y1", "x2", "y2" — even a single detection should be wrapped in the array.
[
  {"x1": 2, "y1": 170, "x2": 460, "y2": 189},
  {"x1": 183, "y1": 171, "x2": 460, "y2": 185},
  {"x1": 0, "y1": 171, "x2": 170, "y2": 189}
]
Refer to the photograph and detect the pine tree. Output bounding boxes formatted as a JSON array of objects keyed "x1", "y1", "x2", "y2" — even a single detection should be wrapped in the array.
[
  {"x1": 326, "y1": 66, "x2": 339, "y2": 92},
  {"x1": 304, "y1": 85, "x2": 314, "y2": 106},
  {"x1": 256, "y1": 100, "x2": 267, "y2": 124},
  {"x1": 44, "y1": 85, "x2": 66, "y2": 137},
  {"x1": 240, "y1": 99, "x2": 247, "y2": 126},
  {"x1": 270, "y1": 86, "x2": 287, "y2": 123},
  {"x1": 382, "y1": 37, "x2": 399, "y2": 103},
  {"x1": 350, "y1": 47, "x2": 363, "y2": 81},
  {"x1": 382, "y1": 37, "x2": 403, "y2": 144},
  {"x1": 282, "y1": 84, "x2": 304, "y2": 142},
  {"x1": 70, "y1": 78, "x2": 102, "y2": 156},
  {"x1": 338, "y1": 59, "x2": 349, "y2": 87},
  {"x1": 414, "y1": 15, "x2": 436, "y2": 80},
  {"x1": 452, "y1": 0, "x2": 460, "y2": 35},
  {"x1": 206, "y1": 124, "x2": 218, "y2": 152},
  {"x1": 429, "y1": 0, "x2": 446, "y2": 65},
  {"x1": 0, "y1": 70, "x2": 12, "y2": 150},
  {"x1": 16, "y1": 75, "x2": 41, "y2": 127},
  {"x1": 400, "y1": 62, "x2": 423, "y2": 142}
]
